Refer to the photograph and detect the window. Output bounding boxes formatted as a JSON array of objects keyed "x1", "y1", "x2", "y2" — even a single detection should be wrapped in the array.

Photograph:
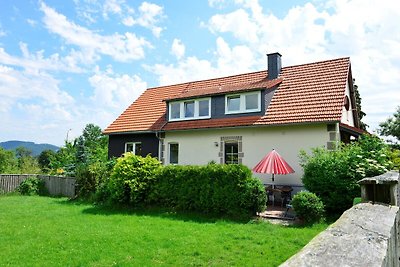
[
  {"x1": 125, "y1": 142, "x2": 142, "y2": 155},
  {"x1": 225, "y1": 91, "x2": 261, "y2": 114},
  {"x1": 170, "y1": 103, "x2": 181, "y2": 119},
  {"x1": 184, "y1": 101, "x2": 195, "y2": 118},
  {"x1": 227, "y1": 95, "x2": 240, "y2": 112},
  {"x1": 245, "y1": 93, "x2": 258, "y2": 110},
  {"x1": 169, "y1": 143, "x2": 179, "y2": 164},
  {"x1": 168, "y1": 98, "x2": 211, "y2": 121},
  {"x1": 198, "y1": 99, "x2": 209, "y2": 117},
  {"x1": 224, "y1": 142, "x2": 239, "y2": 164}
]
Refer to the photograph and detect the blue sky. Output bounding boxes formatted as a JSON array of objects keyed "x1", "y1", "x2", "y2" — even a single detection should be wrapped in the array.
[{"x1": 0, "y1": 0, "x2": 399, "y2": 146}]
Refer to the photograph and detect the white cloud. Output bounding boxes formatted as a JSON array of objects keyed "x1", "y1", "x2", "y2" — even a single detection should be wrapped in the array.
[
  {"x1": 171, "y1": 39, "x2": 185, "y2": 59},
  {"x1": 88, "y1": 65, "x2": 147, "y2": 109},
  {"x1": 147, "y1": 37, "x2": 255, "y2": 86},
  {"x1": 0, "y1": 43, "x2": 84, "y2": 73},
  {"x1": 26, "y1": 19, "x2": 37, "y2": 27},
  {"x1": 0, "y1": 64, "x2": 74, "y2": 108},
  {"x1": 103, "y1": 0, "x2": 124, "y2": 18},
  {"x1": 40, "y1": 2, "x2": 151, "y2": 62},
  {"x1": 122, "y1": 2, "x2": 164, "y2": 37}
]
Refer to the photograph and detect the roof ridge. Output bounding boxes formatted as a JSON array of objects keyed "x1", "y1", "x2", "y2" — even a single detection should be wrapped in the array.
[
  {"x1": 147, "y1": 70, "x2": 267, "y2": 90},
  {"x1": 282, "y1": 57, "x2": 350, "y2": 70},
  {"x1": 147, "y1": 57, "x2": 350, "y2": 91}
]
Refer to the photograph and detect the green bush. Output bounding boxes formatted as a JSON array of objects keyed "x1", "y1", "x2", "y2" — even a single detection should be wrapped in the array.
[
  {"x1": 17, "y1": 177, "x2": 47, "y2": 196},
  {"x1": 75, "y1": 158, "x2": 116, "y2": 199},
  {"x1": 301, "y1": 134, "x2": 392, "y2": 215},
  {"x1": 291, "y1": 191, "x2": 324, "y2": 224},
  {"x1": 151, "y1": 164, "x2": 266, "y2": 217},
  {"x1": 107, "y1": 153, "x2": 161, "y2": 204}
]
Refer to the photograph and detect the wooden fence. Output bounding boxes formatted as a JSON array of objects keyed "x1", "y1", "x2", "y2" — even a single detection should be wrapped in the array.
[{"x1": 0, "y1": 174, "x2": 76, "y2": 198}]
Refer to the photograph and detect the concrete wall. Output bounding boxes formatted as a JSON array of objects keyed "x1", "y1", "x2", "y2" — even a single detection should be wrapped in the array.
[
  {"x1": 163, "y1": 124, "x2": 329, "y2": 187},
  {"x1": 281, "y1": 203, "x2": 400, "y2": 267}
]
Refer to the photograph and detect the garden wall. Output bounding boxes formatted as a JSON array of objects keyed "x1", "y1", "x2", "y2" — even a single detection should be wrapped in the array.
[
  {"x1": 0, "y1": 174, "x2": 75, "y2": 198},
  {"x1": 281, "y1": 203, "x2": 399, "y2": 266}
]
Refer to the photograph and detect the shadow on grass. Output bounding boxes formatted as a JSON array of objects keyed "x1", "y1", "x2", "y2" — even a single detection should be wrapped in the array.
[{"x1": 57, "y1": 198, "x2": 252, "y2": 224}]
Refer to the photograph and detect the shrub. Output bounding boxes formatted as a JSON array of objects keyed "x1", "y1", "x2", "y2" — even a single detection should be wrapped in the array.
[
  {"x1": 17, "y1": 177, "x2": 47, "y2": 196},
  {"x1": 107, "y1": 153, "x2": 161, "y2": 205},
  {"x1": 291, "y1": 191, "x2": 324, "y2": 224},
  {"x1": 151, "y1": 164, "x2": 266, "y2": 217},
  {"x1": 300, "y1": 134, "x2": 392, "y2": 215},
  {"x1": 75, "y1": 158, "x2": 116, "y2": 199}
]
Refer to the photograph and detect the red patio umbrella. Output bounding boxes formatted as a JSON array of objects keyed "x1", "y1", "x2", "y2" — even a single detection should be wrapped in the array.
[{"x1": 252, "y1": 149, "x2": 295, "y2": 183}]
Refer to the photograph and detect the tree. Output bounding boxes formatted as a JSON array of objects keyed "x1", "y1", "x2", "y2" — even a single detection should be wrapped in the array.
[
  {"x1": 379, "y1": 106, "x2": 400, "y2": 143},
  {"x1": 353, "y1": 79, "x2": 368, "y2": 130},
  {"x1": 38, "y1": 149, "x2": 57, "y2": 173},
  {"x1": 0, "y1": 147, "x2": 18, "y2": 173}
]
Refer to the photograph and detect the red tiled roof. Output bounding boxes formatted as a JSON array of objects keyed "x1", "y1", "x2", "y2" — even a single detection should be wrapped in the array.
[
  {"x1": 104, "y1": 57, "x2": 353, "y2": 134},
  {"x1": 164, "y1": 77, "x2": 283, "y2": 101}
]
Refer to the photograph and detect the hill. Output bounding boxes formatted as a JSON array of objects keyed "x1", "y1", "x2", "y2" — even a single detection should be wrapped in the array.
[{"x1": 0, "y1": 140, "x2": 59, "y2": 156}]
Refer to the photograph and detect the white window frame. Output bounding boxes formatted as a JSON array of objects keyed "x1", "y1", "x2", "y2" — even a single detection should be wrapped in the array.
[
  {"x1": 168, "y1": 98, "x2": 211, "y2": 121},
  {"x1": 225, "y1": 91, "x2": 261, "y2": 114},
  {"x1": 125, "y1": 142, "x2": 142, "y2": 155},
  {"x1": 168, "y1": 143, "x2": 179, "y2": 165}
]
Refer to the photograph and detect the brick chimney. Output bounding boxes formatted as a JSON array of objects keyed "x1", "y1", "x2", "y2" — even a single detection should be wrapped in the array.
[{"x1": 267, "y1": 52, "x2": 282, "y2": 80}]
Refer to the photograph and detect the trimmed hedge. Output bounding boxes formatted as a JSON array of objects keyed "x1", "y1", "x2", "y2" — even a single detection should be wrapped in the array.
[{"x1": 150, "y1": 164, "x2": 266, "y2": 216}]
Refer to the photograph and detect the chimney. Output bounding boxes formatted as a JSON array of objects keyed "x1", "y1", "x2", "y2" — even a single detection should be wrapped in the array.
[{"x1": 267, "y1": 52, "x2": 282, "y2": 80}]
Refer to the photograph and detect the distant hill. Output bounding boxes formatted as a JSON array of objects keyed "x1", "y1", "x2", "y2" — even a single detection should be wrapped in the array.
[{"x1": 0, "y1": 140, "x2": 59, "y2": 156}]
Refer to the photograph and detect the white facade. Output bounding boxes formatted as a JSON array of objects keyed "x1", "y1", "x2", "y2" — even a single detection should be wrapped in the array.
[
  {"x1": 162, "y1": 123, "x2": 330, "y2": 188},
  {"x1": 341, "y1": 80, "x2": 355, "y2": 126}
]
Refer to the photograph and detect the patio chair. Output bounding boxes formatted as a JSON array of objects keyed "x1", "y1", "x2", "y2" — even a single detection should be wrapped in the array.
[{"x1": 280, "y1": 186, "x2": 293, "y2": 207}]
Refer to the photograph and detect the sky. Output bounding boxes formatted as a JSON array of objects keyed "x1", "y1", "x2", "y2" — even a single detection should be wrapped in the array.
[{"x1": 0, "y1": 0, "x2": 399, "y2": 146}]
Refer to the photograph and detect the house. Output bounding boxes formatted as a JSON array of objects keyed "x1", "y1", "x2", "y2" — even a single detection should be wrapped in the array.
[{"x1": 104, "y1": 53, "x2": 363, "y2": 188}]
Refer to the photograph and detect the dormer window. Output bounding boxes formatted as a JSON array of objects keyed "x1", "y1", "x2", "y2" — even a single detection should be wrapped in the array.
[
  {"x1": 169, "y1": 98, "x2": 211, "y2": 121},
  {"x1": 225, "y1": 91, "x2": 261, "y2": 114}
]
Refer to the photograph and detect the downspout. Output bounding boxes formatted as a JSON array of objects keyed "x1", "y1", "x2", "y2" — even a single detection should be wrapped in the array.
[{"x1": 155, "y1": 119, "x2": 168, "y2": 164}]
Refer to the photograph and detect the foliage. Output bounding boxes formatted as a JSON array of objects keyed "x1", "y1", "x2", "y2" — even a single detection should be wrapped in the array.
[
  {"x1": 0, "y1": 147, "x2": 18, "y2": 173},
  {"x1": 151, "y1": 164, "x2": 266, "y2": 216},
  {"x1": 107, "y1": 153, "x2": 161, "y2": 204},
  {"x1": 353, "y1": 79, "x2": 368, "y2": 130},
  {"x1": 353, "y1": 197, "x2": 362, "y2": 206},
  {"x1": 75, "y1": 158, "x2": 116, "y2": 199},
  {"x1": 291, "y1": 191, "x2": 325, "y2": 224},
  {"x1": 16, "y1": 177, "x2": 47, "y2": 196},
  {"x1": 379, "y1": 106, "x2": 400, "y2": 143},
  {"x1": 38, "y1": 149, "x2": 56, "y2": 173},
  {"x1": 389, "y1": 149, "x2": 400, "y2": 171},
  {"x1": 0, "y1": 196, "x2": 327, "y2": 267},
  {"x1": 300, "y1": 134, "x2": 392, "y2": 215}
]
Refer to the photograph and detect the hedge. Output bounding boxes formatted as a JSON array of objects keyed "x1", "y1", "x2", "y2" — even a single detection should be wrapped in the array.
[{"x1": 150, "y1": 164, "x2": 266, "y2": 216}]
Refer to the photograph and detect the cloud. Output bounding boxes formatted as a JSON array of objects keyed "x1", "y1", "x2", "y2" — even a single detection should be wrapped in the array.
[
  {"x1": 88, "y1": 65, "x2": 147, "y2": 109},
  {"x1": 0, "y1": 43, "x2": 84, "y2": 73},
  {"x1": 40, "y1": 2, "x2": 151, "y2": 62},
  {"x1": 147, "y1": 37, "x2": 255, "y2": 86},
  {"x1": 171, "y1": 39, "x2": 185, "y2": 59},
  {"x1": 122, "y1": 2, "x2": 164, "y2": 37},
  {"x1": 103, "y1": 0, "x2": 124, "y2": 18}
]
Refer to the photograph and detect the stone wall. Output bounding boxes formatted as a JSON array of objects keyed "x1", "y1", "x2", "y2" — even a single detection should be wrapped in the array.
[{"x1": 281, "y1": 203, "x2": 400, "y2": 267}]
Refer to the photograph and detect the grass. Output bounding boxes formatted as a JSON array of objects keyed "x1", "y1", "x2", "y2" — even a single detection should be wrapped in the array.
[{"x1": 0, "y1": 195, "x2": 327, "y2": 266}]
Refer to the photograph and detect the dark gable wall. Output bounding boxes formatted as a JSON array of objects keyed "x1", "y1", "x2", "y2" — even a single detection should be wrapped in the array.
[
  {"x1": 166, "y1": 88, "x2": 277, "y2": 120},
  {"x1": 211, "y1": 88, "x2": 276, "y2": 118},
  {"x1": 108, "y1": 133, "x2": 159, "y2": 158}
]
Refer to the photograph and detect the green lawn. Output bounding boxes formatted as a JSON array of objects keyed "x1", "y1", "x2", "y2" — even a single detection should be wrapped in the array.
[{"x1": 0, "y1": 196, "x2": 327, "y2": 266}]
